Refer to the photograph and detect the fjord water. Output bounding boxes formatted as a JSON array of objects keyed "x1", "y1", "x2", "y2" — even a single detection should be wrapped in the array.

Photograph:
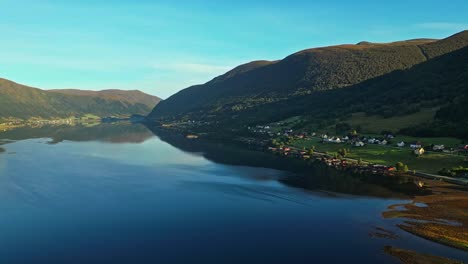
[{"x1": 0, "y1": 124, "x2": 465, "y2": 263}]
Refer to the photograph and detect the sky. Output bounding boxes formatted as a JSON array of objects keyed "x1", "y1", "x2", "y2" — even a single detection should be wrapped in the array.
[{"x1": 1, "y1": 0, "x2": 467, "y2": 98}]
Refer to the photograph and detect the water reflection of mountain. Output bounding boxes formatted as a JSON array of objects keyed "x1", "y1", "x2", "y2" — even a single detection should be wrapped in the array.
[
  {"x1": 148, "y1": 127, "x2": 419, "y2": 199},
  {"x1": 0, "y1": 123, "x2": 153, "y2": 144}
]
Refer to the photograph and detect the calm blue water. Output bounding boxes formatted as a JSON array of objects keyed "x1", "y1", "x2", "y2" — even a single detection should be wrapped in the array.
[{"x1": 0, "y1": 124, "x2": 465, "y2": 263}]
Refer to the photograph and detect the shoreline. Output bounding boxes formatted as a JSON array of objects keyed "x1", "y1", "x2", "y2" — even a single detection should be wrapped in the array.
[
  {"x1": 148, "y1": 123, "x2": 468, "y2": 186},
  {"x1": 148, "y1": 124, "x2": 468, "y2": 256}
]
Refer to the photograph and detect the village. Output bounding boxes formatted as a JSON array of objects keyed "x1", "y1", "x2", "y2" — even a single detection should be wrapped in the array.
[
  {"x1": 0, "y1": 115, "x2": 107, "y2": 132},
  {"x1": 156, "y1": 118, "x2": 468, "y2": 183},
  {"x1": 0, "y1": 118, "x2": 74, "y2": 131},
  {"x1": 247, "y1": 123, "x2": 468, "y2": 182}
]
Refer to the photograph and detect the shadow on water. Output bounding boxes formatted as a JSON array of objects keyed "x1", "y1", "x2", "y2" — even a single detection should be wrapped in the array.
[{"x1": 147, "y1": 126, "x2": 426, "y2": 199}]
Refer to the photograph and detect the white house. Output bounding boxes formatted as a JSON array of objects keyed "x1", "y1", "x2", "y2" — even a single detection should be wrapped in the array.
[
  {"x1": 354, "y1": 141, "x2": 365, "y2": 147},
  {"x1": 433, "y1": 145, "x2": 445, "y2": 151},
  {"x1": 379, "y1": 140, "x2": 388, "y2": 145},
  {"x1": 414, "y1": 147, "x2": 425, "y2": 156},
  {"x1": 410, "y1": 142, "x2": 422, "y2": 149},
  {"x1": 397, "y1": 141, "x2": 405, "y2": 147},
  {"x1": 368, "y1": 138, "x2": 376, "y2": 144},
  {"x1": 328, "y1": 137, "x2": 341, "y2": 143}
]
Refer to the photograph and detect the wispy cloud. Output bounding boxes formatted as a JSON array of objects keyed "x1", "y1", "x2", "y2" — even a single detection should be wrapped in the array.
[{"x1": 415, "y1": 22, "x2": 468, "y2": 31}]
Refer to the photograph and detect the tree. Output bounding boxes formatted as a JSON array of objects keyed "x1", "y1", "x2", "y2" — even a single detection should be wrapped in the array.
[
  {"x1": 338, "y1": 148, "x2": 348, "y2": 157},
  {"x1": 403, "y1": 165, "x2": 409, "y2": 173},
  {"x1": 272, "y1": 139, "x2": 278, "y2": 146},
  {"x1": 396, "y1": 162, "x2": 405, "y2": 171},
  {"x1": 335, "y1": 123, "x2": 352, "y2": 135},
  {"x1": 308, "y1": 148, "x2": 314, "y2": 155}
]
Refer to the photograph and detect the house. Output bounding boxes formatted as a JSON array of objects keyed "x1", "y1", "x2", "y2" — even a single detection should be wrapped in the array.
[
  {"x1": 379, "y1": 140, "x2": 388, "y2": 145},
  {"x1": 433, "y1": 145, "x2": 445, "y2": 151},
  {"x1": 414, "y1": 147, "x2": 425, "y2": 156},
  {"x1": 397, "y1": 141, "x2": 405, "y2": 147},
  {"x1": 343, "y1": 136, "x2": 350, "y2": 141},
  {"x1": 456, "y1": 145, "x2": 468, "y2": 154},
  {"x1": 410, "y1": 142, "x2": 422, "y2": 149},
  {"x1": 354, "y1": 141, "x2": 365, "y2": 147},
  {"x1": 326, "y1": 137, "x2": 341, "y2": 143},
  {"x1": 368, "y1": 138, "x2": 376, "y2": 144}
]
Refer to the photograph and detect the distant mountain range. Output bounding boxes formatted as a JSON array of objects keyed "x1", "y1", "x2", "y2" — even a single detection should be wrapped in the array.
[
  {"x1": 148, "y1": 31, "x2": 468, "y2": 139},
  {"x1": 0, "y1": 78, "x2": 160, "y2": 120}
]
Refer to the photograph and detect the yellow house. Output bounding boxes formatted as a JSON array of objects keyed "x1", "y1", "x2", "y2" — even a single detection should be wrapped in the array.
[{"x1": 414, "y1": 147, "x2": 425, "y2": 156}]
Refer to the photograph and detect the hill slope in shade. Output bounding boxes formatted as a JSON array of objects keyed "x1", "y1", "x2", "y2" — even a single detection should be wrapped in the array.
[
  {"x1": 0, "y1": 78, "x2": 161, "y2": 119},
  {"x1": 238, "y1": 45, "x2": 468, "y2": 138},
  {"x1": 50, "y1": 89, "x2": 160, "y2": 108},
  {"x1": 149, "y1": 30, "x2": 468, "y2": 119}
]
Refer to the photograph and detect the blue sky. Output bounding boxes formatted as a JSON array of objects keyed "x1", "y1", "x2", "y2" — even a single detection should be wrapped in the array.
[{"x1": 1, "y1": 0, "x2": 467, "y2": 98}]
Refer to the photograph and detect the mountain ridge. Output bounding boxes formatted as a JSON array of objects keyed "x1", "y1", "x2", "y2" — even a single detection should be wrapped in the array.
[
  {"x1": 149, "y1": 31, "x2": 468, "y2": 120},
  {"x1": 0, "y1": 78, "x2": 161, "y2": 119}
]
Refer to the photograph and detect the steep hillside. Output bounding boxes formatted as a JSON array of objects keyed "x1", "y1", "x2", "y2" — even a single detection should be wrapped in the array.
[
  {"x1": 149, "y1": 31, "x2": 468, "y2": 119},
  {"x1": 0, "y1": 79, "x2": 160, "y2": 119},
  {"x1": 51, "y1": 89, "x2": 160, "y2": 108},
  {"x1": 237, "y1": 45, "x2": 468, "y2": 138}
]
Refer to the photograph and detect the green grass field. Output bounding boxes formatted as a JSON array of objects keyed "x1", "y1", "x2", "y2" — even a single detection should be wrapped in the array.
[
  {"x1": 291, "y1": 137, "x2": 467, "y2": 174},
  {"x1": 345, "y1": 108, "x2": 437, "y2": 134}
]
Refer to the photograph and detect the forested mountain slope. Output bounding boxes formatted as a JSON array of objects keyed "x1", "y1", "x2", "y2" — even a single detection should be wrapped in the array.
[
  {"x1": 0, "y1": 78, "x2": 160, "y2": 119},
  {"x1": 149, "y1": 31, "x2": 468, "y2": 119}
]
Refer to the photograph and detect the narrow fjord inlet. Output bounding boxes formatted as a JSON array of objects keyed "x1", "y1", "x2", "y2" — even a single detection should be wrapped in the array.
[
  {"x1": 1, "y1": 1, "x2": 468, "y2": 263},
  {"x1": 0, "y1": 124, "x2": 466, "y2": 263}
]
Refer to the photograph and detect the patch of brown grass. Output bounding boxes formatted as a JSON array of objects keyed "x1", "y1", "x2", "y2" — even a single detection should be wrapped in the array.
[
  {"x1": 384, "y1": 246, "x2": 464, "y2": 264},
  {"x1": 384, "y1": 180, "x2": 468, "y2": 251}
]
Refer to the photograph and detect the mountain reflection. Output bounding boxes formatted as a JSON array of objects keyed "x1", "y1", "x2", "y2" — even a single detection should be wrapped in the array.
[
  {"x1": 148, "y1": 127, "x2": 420, "y2": 199},
  {"x1": 0, "y1": 123, "x2": 421, "y2": 199},
  {"x1": 0, "y1": 123, "x2": 153, "y2": 144}
]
